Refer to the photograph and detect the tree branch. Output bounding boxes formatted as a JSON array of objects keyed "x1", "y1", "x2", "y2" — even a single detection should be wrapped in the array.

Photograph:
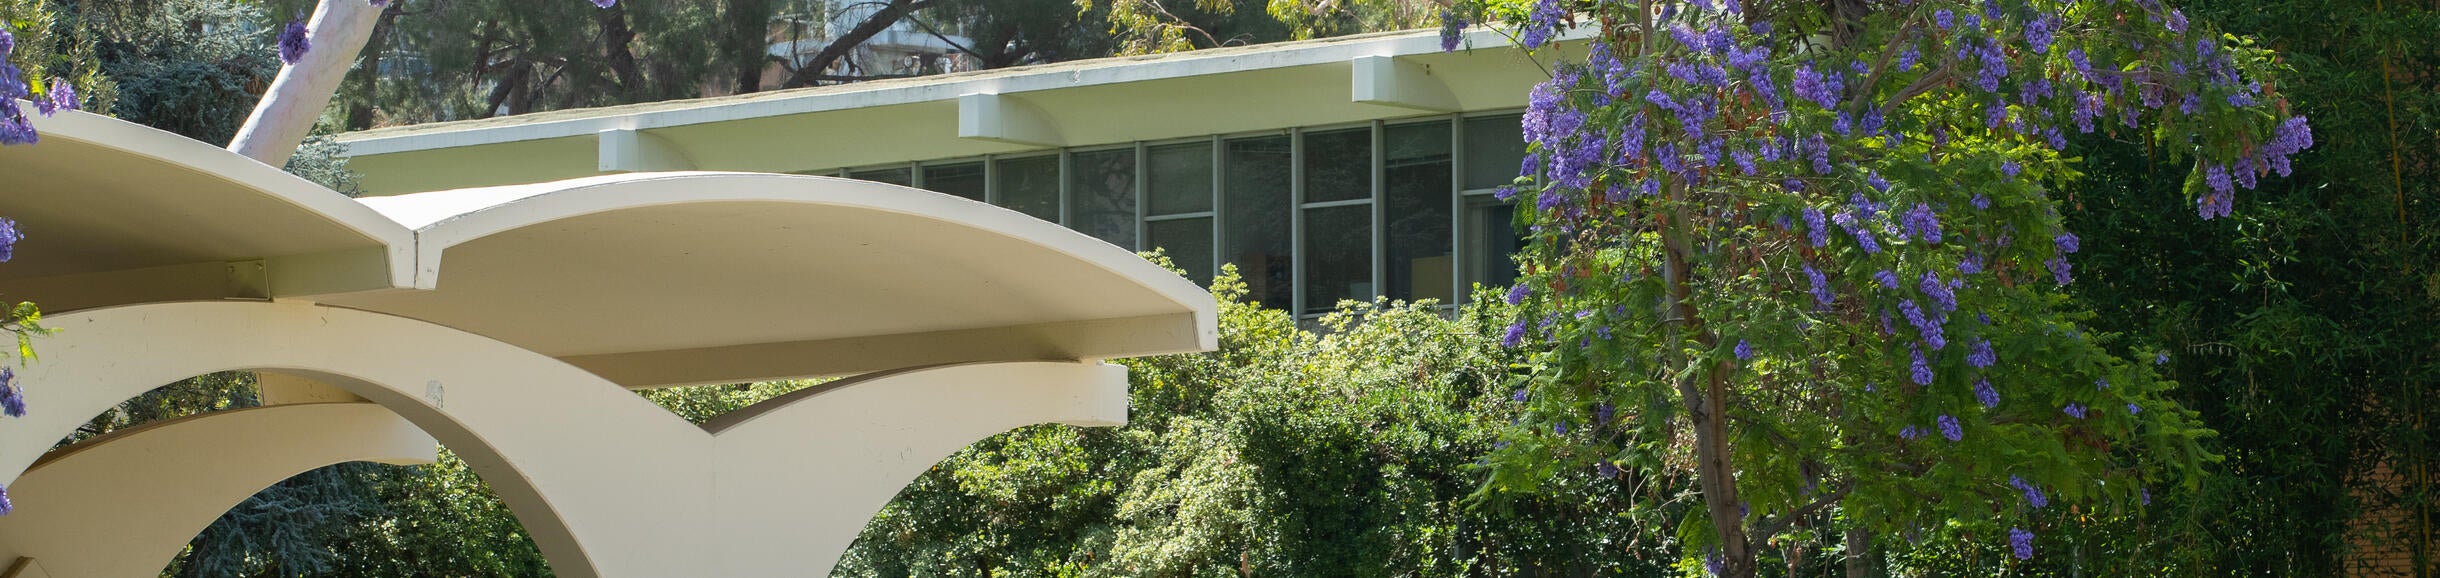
[
  {"x1": 778, "y1": 0, "x2": 939, "y2": 88},
  {"x1": 228, "y1": 0, "x2": 384, "y2": 166}
]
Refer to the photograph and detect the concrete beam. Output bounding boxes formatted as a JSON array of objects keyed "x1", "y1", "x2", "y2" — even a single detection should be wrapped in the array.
[
  {"x1": 257, "y1": 372, "x2": 367, "y2": 405},
  {"x1": 1351, "y1": 55, "x2": 1461, "y2": 112},
  {"x1": 957, "y1": 93, "x2": 1063, "y2": 147},
  {"x1": 596, "y1": 128, "x2": 696, "y2": 173}
]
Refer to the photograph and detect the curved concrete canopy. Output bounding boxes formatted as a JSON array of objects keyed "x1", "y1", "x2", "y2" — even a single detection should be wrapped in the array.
[
  {"x1": 337, "y1": 172, "x2": 1216, "y2": 386},
  {"x1": 0, "y1": 110, "x2": 415, "y2": 312},
  {"x1": 0, "y1": 112, "x2": 1215, "y2": 387}
]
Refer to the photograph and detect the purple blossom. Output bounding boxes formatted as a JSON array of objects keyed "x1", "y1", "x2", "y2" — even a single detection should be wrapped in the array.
[
  {"x1": 593, "y1": 0, "x2": 619, "y2": 6},
  {"x1": 1793, "y1": 64, "x2": 1839, "y2": 110},
  {"x1": 2010, "y1": 527, "x2": 2034, "y2": 560},
  {"x1": 1900, "y1": 425, "x2": 1922, "y2": 440},
  {"x1": 1959, "y1": 253, "x2": 1985, "y2": 275},
  {"x1": 1900, "y1": 299, "x2": 1946, "y2": 350},
  {"x1": 1971, "y1": 194, "x2": 1990, "y2": 210},
  {"x1": 2096, "y1": 378, "x2": 2110, "y2": 390},
  {"x1": 1975, "y1": 378, "x2": 2000, "y2": 408},
  {"x1": 1596, "y1": 461, "x2": 1619, "y2": 478},
  {"x1": 0, "y1": 367, "x2": 20, "y2": 417},
  {"x1": 1902, "y1": 204, "x2": 1942, "y2": 244},
  {"x1": 2011, "y1": 475, "x2": 2049, "y2": 508},
  {"x1": 1805, "y1": 207, "x2": 1830, "y2": 247},
  {"x1": 1734, "y1": 339, "x2": 1752, "y2": 360},
  {"x1": 1937, "y1": 414, "x2": 1962, "y2": 441},
  {"x1": 1506, "y1": 283, "x2": 1531, "y2": 305},
  {"x1": 46, "y1": 82, "x2": 75, "y2": 114},
  {"x1": 1910, "y1": 345, "x2": 1935, "y2": 385},
  {"x1": 1805, "y1": 264, "x2": 1834, "y2": 308},
  {"x1": 277, "y1": 18, "x2": 311, "y2": 65},
  {"x1": 2128, "y1": 403, "x2": 2143, "y2": 415},
  {"x1": 1934, "y1": 9, "x2": 1954, "y2": 29},
  {"x1": 1875, "y1": 269, "x2": 1900, "y2": 290},
  {"x1": 1439, "y1": 11, "x2": 1468, "y2": 52},
  {"x1": 1502, "y1": 320, "x2": 1528, "y2": 348},
  {"x1": 1595, "y1": 403, "x2": 1615, "y2": 425},
  {"x1": 2024, "y1": 14, "x2": 2057, "y2": 54},
  {"x1": 0, "y1": 218, "x2": 19, "y2": 262},
  {"x1": 2156, "y1": 351, "x2": 2171, "y2": 365},
  {"x1": 2054, "y1": 231, "x2": 2080, "y2": 254},
  {"x1": 1512, "y1": 388, "x2": 1529, "y2": 402},
  {"x1": 2166, "y1": 9, "x2": 2188, "y2": 33},
  {"x1": 2063, "y1": 402, "x2": 2088, "y2": 419},
  {"x1": 1967, "y1": 338, "x2": 1995, "y2": 368},
  {"x1": 1920, "y1": 271, "x2": 1957, "y2": 311},
  {"x1": 0, "y1": 485, "x2": 10, "y2": 516},
  {"x1": 1522, "y1": 0, "x2": 1566, "y2": 49},
  {"x1": 2046, "y1": 256, "x2": 2073, "y2": 285}
]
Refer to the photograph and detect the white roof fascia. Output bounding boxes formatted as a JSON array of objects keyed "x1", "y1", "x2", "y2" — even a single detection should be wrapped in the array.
[{"x1": 337, "y1": 27, "x2": 1580, "y2": 157}]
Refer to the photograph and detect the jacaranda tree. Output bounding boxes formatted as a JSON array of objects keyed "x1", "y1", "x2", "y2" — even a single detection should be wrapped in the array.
[{"x1": 1440, "y1": 0, "x2": 2313, "y2": 575}]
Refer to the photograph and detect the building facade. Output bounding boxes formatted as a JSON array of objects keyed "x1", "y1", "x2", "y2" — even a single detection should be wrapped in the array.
[{"x1": 340, "y1": 28, "x2": 1585, "y2": 314}]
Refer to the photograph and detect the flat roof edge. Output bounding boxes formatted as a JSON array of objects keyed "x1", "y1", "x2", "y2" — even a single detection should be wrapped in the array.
[{"x1": 338, "y1": 28, "x2": 1564, "y2": 157}]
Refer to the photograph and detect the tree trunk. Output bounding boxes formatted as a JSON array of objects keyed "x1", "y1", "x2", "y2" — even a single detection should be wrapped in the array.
[
  {"x1": 227, "y1": 0, "x2": 384, "y2": 166},
  {"x1": 1845, "y1": 527, "x2": 1871, "y2": 578},
  {"x1": 341, "y1": 1, "x2": 401, "y2": 131},
  {"x1": 725, "y1": 0, "x2": 773, "y2": 94},
  {"x1": 1659, "y1": 184, "x2": 1755, "y2": 578},
  {"x1": 778, "y1": 0, "x2": 936, "y2": 89},
  {"x1": 599, "y1": 4, "x2": 644, "y2": 99}
]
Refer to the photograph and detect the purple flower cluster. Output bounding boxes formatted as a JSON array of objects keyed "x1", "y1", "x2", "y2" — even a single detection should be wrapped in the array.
[
  {"x1": 1874, "y1": 269, "x2": 1900, "y2": 290},
  {"x1": 1900, "y1": 425, "x2": 1922, "y2": 440},
  {"x1": 1966, "y1": 338, "x2": 1996, "y2": 368},
  {"x1": 2063, "y1": 402, "x2": 2088, "y2": 419},
  {"x1": 1900, "y1": 203, "x2": 1942, "y2": 244},
  {"x1": 1805, "y1": 264, "x2": 1834, "y2": 308},
  {"x1": 0, "y1": 217, "x2": 21, "y2": 262},
  {"x1": 1975, "y1": 378, "x2": 2000, "y2": 408},
  {"x1": 1909, "y1": 345, "x2": 1935, "y2": 385},
  {"x1": 278, "y1": 18, "x2": 312, "y2": 65},
  {"x1": 2128, "y1": 403, "x2": 2142, "y2": 415},
  {"x1": 1792, "y1": 63, "x2": 1841, "y2": 110},
  {"x1": 2010, "y1": 475, "x2": 2049, "y2": 508},
  {"x1": 0, "y1": 367, "x2": 22, "y2": 418},
  {"x1": 1900, "y1": 299, "x2": 1945, "y2": 350},
  {"x1": 1734, "y1": 339, "x2": 1753, "y2": 360},
  {"x1": 1502, "y1": 319, "x2": 1528, "y2": 348},
  {"x1": 1805, "y1": 204, "x2": 1825, "y2": 246},
  {"x1": 1920, "y1": 271, "x2": 1957, "y2": 311},
  {"x1": 1506, "y1": 283, "x2": 1531, "y2": 305},
  {"x1": 0, "y1": 31, "x2": 39, "y2": 145},
  {"x1": 1521, "y1": 0, "x2": 1566, "y2": 49},
  {"x1": 2010, "y1": 527, "x2": 2035, "y2": 560},
  {"x1": 1439, "y1": 10, "x2": 1468, "y2": 52},
  {"x1": 1937, "y1": 414, "x2": 1962, "y2": 442}
]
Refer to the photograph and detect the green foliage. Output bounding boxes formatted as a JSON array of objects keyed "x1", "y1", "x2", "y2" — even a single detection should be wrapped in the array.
[
  {"x1": 76, "y1": 0, "x2": 275, "y2": 143},
  {"x1": 1, "y1": 0, "x2": 114, "y2": 112},
  {"x1": 835, "y1": 264, "x2": 1679, "y2": 576}
]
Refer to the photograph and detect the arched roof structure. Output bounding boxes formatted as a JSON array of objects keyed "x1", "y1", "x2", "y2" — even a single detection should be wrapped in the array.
[
  {"x1": 0, "y1": 110, "x2": 1215, "y2": 577},
  {"x1": 0, "y1": 110, "x2": 1216, "y2": 387}
]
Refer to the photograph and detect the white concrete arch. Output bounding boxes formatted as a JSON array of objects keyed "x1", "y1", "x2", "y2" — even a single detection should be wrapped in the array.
[
  {"x1": 0, "y1": 403, "x2": 434, "y2": 577},
  {"x1": 0, "y1": 301, "x2": 710, "y2": 578},
  {"x1": 703, "y1": 361, "x2": 1127, "y2": 574},
  {"x1": 0, "y1": 300, "x2": 1134, "y2": 577}
]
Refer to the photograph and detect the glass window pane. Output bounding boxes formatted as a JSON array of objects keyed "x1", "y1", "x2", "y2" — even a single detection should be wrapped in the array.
[
  {"x1": 1070, "y1": 149, "x2": 1138, "y2": 248},
  {"x1": 848, "y1": 166, "x2": 913, "y2": 187},
  {"x1": 1465, "y1": 201, "x2": 1522, "y2": 293},
  {"x1": 1147, "y1": 142, "x2": 1214, "y2": 215},
  {"x1": 993, "y1": 155, "x2": 1061, "y2": 224},
  {"x1": 1147, "y1": 218, "x2": 1214, "y2": 287},
  {"x1": 1224, "y1": 136, "x2": 1293, "y2": 312},
  {"x1": 1385, "y1": 121, "x2": 1454, "y2": 304},
  {"x1": 1301, "y1": 127, "x2": 1372, "y2": 203},
  {"x1": 1303, "y1": 204, "x2": 1372, "y2": 314},
  {"x1": 1464, "y1": 114, "x2": 1527, "y2": 191},
  {"x1": 921, "y1": 162, "x2": 986, "y2": 201}
]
